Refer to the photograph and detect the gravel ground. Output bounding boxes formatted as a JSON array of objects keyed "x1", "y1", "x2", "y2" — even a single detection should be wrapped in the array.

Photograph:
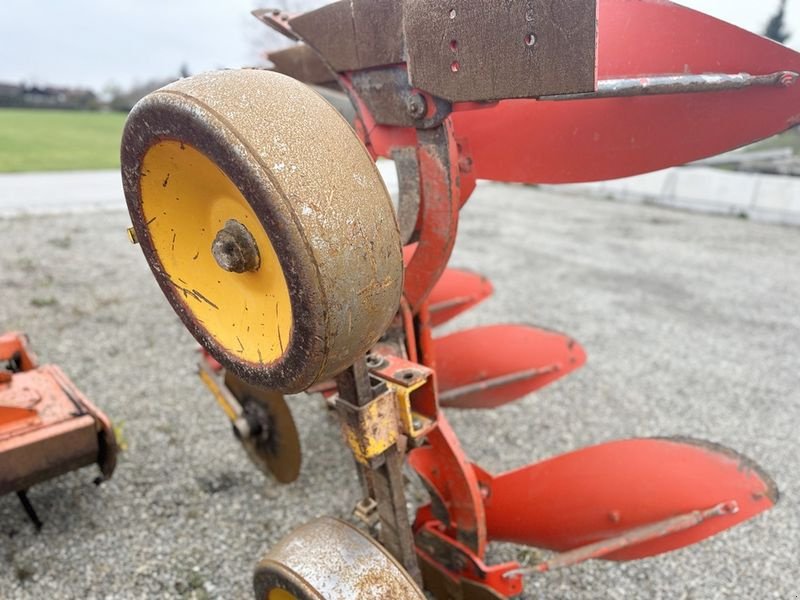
[{"x1": 1, "y1": 184, "x2": 798, "y2": 599}]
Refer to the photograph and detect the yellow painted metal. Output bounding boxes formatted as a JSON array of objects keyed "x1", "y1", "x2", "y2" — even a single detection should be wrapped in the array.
[
  {"x1": 140, "y1": 141, "x2": 292, "y2": 365},
  {"x1": 197, "y1": 365, "x2": 238, "y2": 422},
  {"x1": 267, "y1": 589, "x2": 297, "y2": 600},
  {"x1": 386, "y1": 379, "x2": 429, "y2": 439},
  {"x1": 337, "y1": 389, "x2": 399, "y2": 464},
  {"x1": 126, "y1": 226, "x2": 138, "y2": 245}
]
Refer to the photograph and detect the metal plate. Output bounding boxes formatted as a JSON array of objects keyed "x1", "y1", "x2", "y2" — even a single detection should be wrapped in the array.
[
  {"x1": 433, "y1": 324, "x2": 586, "y2": 409},
  {"x1": 289, "y1": 0, "x2": 404, "y2": 72},
  {"x1": 476, "y1": 437, "x2": 777, "y2": 560},
  {"x1": 404, "y1": 0, "x2": 597, "y2": 102},
  {"x1": 268, "y1": 45, "x2": 336, "y2": 85}
]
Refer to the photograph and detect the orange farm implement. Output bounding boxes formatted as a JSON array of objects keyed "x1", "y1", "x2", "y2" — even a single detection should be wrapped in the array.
[
  {"x1": 121, "y1": 1, "x2": 792, "y2": 597},
  {"x1": 0, "y1": 332, "x2": 116, "y2": 529}
]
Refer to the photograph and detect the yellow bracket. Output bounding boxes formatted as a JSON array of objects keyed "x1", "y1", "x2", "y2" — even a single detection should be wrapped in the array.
[
  {"x1": 384, "y1": 379, "x2": 432, "y2": 440},
  {"x1": 336, "y1": 389, "x2": 399, "y2": 465}
]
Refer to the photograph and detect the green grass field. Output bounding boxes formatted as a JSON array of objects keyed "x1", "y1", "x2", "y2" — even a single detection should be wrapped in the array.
[{"x1": 0, "y1": 108, "x2": 126, "y2": 172}]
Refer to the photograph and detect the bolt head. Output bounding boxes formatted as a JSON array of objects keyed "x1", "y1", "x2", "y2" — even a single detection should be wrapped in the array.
[{"x1": 406, "y1": 94, "x2": 427, "y2": 119}]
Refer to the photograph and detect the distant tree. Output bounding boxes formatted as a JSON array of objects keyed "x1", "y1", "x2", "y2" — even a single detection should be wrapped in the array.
[{"x1": 765, "y1": 0, "x2": 791, "y2": 44}]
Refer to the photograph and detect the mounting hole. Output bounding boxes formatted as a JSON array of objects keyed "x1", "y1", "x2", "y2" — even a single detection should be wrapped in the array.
[
  {"x1": 365, "y1": 353, "x2": 387, "y2": 369},
  {"x1": 450, "y1": 61, "x2": 460, "y2": 73},
  {"x1": 449, "y1": 8, "x2": 456, "y2": 19},
  {"x1": 525, "y1": 33, "x2": 536, "y2": 47},
  {"x1": 395, "y1": 369, "x2": 419, "y2": 383}
]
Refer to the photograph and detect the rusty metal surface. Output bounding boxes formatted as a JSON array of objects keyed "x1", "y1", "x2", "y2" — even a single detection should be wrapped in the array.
[
  {"x1": 252, "y1": 8, "x2": 300, "y2": 41},
  {"x1": 289, "y1": 1, "x2": 359, "y2": 71},
  {"x1": 349, "y1": 68, "x2": 420, "y2": 129},
  {"x1": 122, "y1": 70, "x2": 403, "y2": 392},
  {"x1": 288, "y1": 0, "x2": 404, "y2": 72},
  {"x1": 392, "y1": 148, "x2": 421, "y2": 245},
  {"x1": 350, "y1": 0, "x2": 405, "y2": 69},
  {"x1": 415, "y1": 522, "x2": 522, "y2": 598},
  {"x1": 268, "y1": 44, "x2": 337, "y2": 85},
  {"x1": 348, "y1": 67, "x2": 453, "y2": 129},
  {"x1": 404, "y1": 0, "x2": 597, "y2": 102},
  {"x1": 254, "y1": 517, "x2": 425, "y2": 599},
  {"x1": 335, "y1": 388, "x2": 399, "y2": 464},
  {"x1": 335, "y1": 360, "x2": 422, "y2": 585},
  {"x1": 0, "y1": 341, "x2": 116, "y2": 495},
  {"x1": 418, "y1": 554, "x2": 510, "y2": 600},
  {"x1": 223, "y1": 370, "x2": 302, "y2": 484}
]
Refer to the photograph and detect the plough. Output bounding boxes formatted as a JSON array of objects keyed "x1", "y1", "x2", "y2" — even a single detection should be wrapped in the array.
[
  {"x1": 121, "y1": 1, "x2": 795, "y2": 598},
  {"x1": 0, "y1": 332, "x2": 116, "y2": 528}
]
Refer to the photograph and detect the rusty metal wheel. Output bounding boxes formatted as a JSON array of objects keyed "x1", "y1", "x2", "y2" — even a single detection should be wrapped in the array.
[
  {"x1": 254, "y1": 517, "x2": 425, "y2": 600},
  {"x1": 121, "y1": 69, "x2": 403, "y2": 393},
  {"x1": 224, "y1": 371, "x2": 301, "y2": 484}
]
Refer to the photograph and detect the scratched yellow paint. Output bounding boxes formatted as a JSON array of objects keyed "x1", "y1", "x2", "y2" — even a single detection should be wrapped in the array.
[{"x1": 140, "y1": 141, "x2": 292, "y2": 364}]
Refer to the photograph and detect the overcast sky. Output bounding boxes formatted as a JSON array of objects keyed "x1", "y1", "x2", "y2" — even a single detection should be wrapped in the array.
[{"x1": 1, "y1": 0, "x2": 798, "y2": 91}]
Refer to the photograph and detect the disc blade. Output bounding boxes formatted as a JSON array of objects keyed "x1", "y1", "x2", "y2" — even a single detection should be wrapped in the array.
[
  {"x1": 452, "y1": 0, "x2": 800, "y2": 183},
  {"x1": 223, "y1": 372, "x2": 302, "y2": 484},
  {"x1": 477, "y1": 437, "x2": 778, "y2": 560},
  {"x1": 434, "y1": 325, "x2": 585, "y2": 409},
  {"x1": 428, "y1": 269, "x2": 494, "y2": 328}
]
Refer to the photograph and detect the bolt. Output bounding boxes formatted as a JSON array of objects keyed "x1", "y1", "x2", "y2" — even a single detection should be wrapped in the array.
[
  {"x1": 366, "y1": 353, "x2": 387, "y2": 369},
  {"x1": 406, "y1": 93, "x2": 427, "y2": 120},
  {"x1": 211, "y1": 219, "x2": 261, "y2": 273}
]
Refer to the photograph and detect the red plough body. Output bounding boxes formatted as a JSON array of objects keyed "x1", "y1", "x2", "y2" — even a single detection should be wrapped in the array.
[{"x1": 245, "y1": 1, "x2": 794, "y2": 596}]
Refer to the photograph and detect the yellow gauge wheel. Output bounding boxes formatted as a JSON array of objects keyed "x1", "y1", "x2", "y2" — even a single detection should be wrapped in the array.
[
  {"x1": 253, "y1": 518, "x2": 425, "y2": 600},
  {"x1": 121, "y1": 70, "x2": 403, "y2": 392}
]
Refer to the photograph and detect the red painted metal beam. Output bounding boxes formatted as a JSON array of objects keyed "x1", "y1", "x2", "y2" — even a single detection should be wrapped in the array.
[{"x1": 452, "y1": 0, "x2": 800, "y2": 183}]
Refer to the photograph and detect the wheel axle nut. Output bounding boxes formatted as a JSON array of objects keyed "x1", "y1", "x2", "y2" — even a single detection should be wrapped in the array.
[{"x1": 212, "y1": 219, "x2": 261, "y2": 273}]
